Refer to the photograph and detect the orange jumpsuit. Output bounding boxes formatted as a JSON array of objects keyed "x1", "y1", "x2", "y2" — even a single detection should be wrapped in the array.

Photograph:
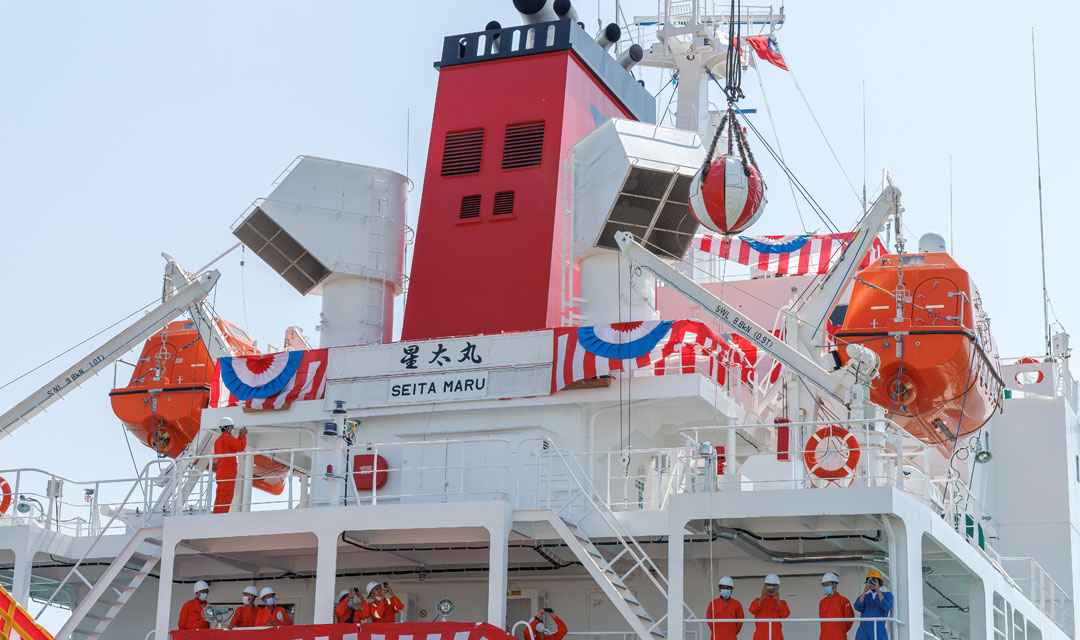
[
  {"x1": 212, "y1": 431, "x2": 246, "y2": 514},
  {"x1": 255, "y1": 605, "x2": 292, "y2": 627},
  {"x1": 370, "y1": 595, "x2": 404, "y2": 623},
  {"x1": 819, "y1": 593, "x2": 854, "y2": 640},
  {"x1": 177, "y1": 597, "x2": 209, "y2": 630},
  {"x1": 230, "y1": 604, "x2": 260, "y2": 628},
  {"x1": 705, "y1": 596, "x2": 744, "y2": 640},
  {"x1": 749, "y1": 596, "x2": 790, "y2": 640},
  {"x1": 336, "y1": 596, "x2": 372, "y2": 623},
  {"x1": 530, "y1": 615, "x2": 568, "y2": 640}
]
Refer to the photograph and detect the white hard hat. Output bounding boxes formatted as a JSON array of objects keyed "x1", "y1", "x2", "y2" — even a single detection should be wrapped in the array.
[
  {"x1": 260, "y1": 587, "x2": 275, "y2": 598},
  {"x1": 193, "y1": 580, "x2": 209, "y2": 593},
  {"x1": 718, "y1": 576, "x2": 734, "y2": 588},
  {"x1": 242, "y1": 585, "x2": 259, "y2": 596},
  {"x1": 535, "y1": 623, "x2": 547, "y2": 633},
  {"x1": 338, "y1": 589, "x2": 350, "y2": 601},
  {"x1": 366, "y1": 581, "x2": 380, "y2": 595},
  {"x1": 764, "y1": 574, "x2": 780, "y2": 585},
  {"x1": 822, "y1": 572, "x2": 839, "y2": 583},
  {"x1": 219, "y1": 417, "x2": 234, "y2": 430}
]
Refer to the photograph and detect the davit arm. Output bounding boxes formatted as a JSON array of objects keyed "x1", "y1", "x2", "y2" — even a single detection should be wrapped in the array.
[
  {"x1": 614, "y1": 232, "x2": 878, "y2": 404},
  {"x1": 0, "y1": 270, "x2": 221, "y2": 439}
]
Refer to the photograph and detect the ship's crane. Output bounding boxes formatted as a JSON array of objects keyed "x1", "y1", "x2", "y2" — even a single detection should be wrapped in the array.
[
  {"x1": 614, "y1": 181, "x2": 902, "y2": 405},
  {"x1": 0, "y1": 270, "x2": 221, "y2": 440}
]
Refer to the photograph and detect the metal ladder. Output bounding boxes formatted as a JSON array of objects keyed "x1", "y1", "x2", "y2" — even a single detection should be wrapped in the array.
[
  {"x1": 540, "y1": 440, "x2": 672, "y2": 640},
  {"x1": 59, "y1": 527, "x2": 164, "y2": 640}
]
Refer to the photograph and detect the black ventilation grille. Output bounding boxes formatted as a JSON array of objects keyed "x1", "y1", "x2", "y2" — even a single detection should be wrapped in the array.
[
  {"x1": 595, "y1": 168, "x2": 699, "y2": 258},
  {"x1": 493, "y1": 191, "x2": 515, "y2": 216},
  {"x1": 233, "y1": 207, "x2": 330, "y2": 295},
  {"x1": 502, "y1": 121, "x2": 545, "y2": 170},
  {"x1": 460, "y1": 194, "x2": 482, "y2": 219},
  {"x1": 441, "y1": 128, "x2": 485, "y2": 177}
]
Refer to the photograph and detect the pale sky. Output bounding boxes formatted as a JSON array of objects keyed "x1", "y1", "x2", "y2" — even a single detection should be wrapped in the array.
[{"x1": 2, "y1": 0, "x2": 1077, "y2": 484}]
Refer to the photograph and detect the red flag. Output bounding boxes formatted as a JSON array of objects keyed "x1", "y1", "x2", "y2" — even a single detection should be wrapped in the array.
[{"x1": 746, "y1": 35, "x2": 788, "y2": 70}]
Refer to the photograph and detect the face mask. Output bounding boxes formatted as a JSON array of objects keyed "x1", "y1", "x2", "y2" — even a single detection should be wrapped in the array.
[
  {"x1": 766, "y1": 586, "x2": 778, "y2": 595},
  {"x1": 719, "y1": 588, "x2": 732, "y2": 598},
  {"x1": 823, "y1": 585, "x2": 835, "y2": 596},
  {"x1": 243, "y1": 595, "x2": 253, "y2": 605},
  {"x1": 266, "y1": 597, "x2": 276, "y2": 606},
  {"x1": 196, "y1": 592, "x2": 207, "y2": 602}
]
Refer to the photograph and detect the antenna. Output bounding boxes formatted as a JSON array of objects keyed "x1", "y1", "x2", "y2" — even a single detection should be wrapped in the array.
[
  {"x1": 1032, "y1": 29, "x2": 1050, "y2": 356},
  {"x1": 862, "y1": 79, "x2": 867, "y2": 214}
]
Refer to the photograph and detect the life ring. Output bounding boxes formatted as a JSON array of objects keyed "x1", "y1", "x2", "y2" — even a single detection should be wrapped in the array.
[
  {"x1": 1016, "y1": 357, "x2": 1044, "y2": 384},
  {"x1": 0, "y1": 476, "x2": 12, "y2": 516},
  {"x1": 803, "y1": 426, "x2": 861, "y2": 480}
]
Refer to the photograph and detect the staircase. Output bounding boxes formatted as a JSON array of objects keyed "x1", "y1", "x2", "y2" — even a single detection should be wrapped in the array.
[
  {"x1": 538, "y1": 440, "x2": 673, "y2": 640},
  {"x1": 57, "y1": 527, "x2": 164, "y2": 640}
]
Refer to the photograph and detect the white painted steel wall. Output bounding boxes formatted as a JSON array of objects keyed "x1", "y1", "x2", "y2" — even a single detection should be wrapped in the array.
[{"x1": 254, "y1": 156, "x2": 409, "y2": 348}]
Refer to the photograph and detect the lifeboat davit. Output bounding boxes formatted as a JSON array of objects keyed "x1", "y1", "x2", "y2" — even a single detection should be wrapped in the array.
[
  {"x1": 109, "y1": 319, "x2": 290, "y2": 494},
  {"x1": 835, "y1": 250, "x2": 1004, "y2": 453}
]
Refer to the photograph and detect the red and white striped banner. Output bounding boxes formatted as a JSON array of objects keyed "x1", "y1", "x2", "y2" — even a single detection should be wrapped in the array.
[
  {"x1": 210, "y1": 349, "x2": 329, "y2": 410},
  {"x1": 693, "y1": 232, "x2": 888, "y2": 275},
  {"x1": 552, "y1": 320, "x2": 748, "y2": 392}
]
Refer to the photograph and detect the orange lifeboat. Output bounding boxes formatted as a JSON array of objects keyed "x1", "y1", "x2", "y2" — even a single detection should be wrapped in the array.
[
  {"x1": 109, "y1": 319, "x2": 290, "y2": 494},
  {"x1": 835, "y1": 252, "x2": 1004, "y2": 453}
]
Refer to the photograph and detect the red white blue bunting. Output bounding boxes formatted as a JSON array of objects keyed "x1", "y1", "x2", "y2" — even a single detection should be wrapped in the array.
[{"x1": 211, "y1": 349, "x2": 329, "y2": 410}]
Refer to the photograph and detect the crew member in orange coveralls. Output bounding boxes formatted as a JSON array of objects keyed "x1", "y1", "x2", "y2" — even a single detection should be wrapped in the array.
[
  {"x1": 213, "y1": 417, "x2": 247, "y2": 514},
  {"x1": 749, "y1": 574, "x2": 791, "y2": 640},
  {"x1": 229, "y1": 585, "x2": 261, "y2": 628},
  {"x1": 530, "y1": 608, "x2": 568, "y2": 640},
  {"x1": 818, "y1": 573, "x2": 854, "y2": 640},
  {"x1": 336, "y1": 588, "x2": 372, "y2": 623},
  {"x1": 365, "y1": 581, "x2": 404, "y2": 623},
  {"x1": 177, "y1": 581, "x2": 211, "y2": 630},
  {"x1": 255, "y1": 587, "x2": 291, "y2": 627},
  {"x1": 705, "y1": 576, "x2": 744, "y2": 640}
]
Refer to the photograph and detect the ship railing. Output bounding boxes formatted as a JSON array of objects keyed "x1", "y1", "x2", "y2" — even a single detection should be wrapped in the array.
[
  {"x1": 1000, "y1": 556, "x2": 1075, "y2": 634},
  {"x1": 167, "y1": 437, "x2": 514, "y2": 514},
  {"x1": 0, "y1": 460, "x2": 180, "y2": 536},
  {"x1": 677, "y1": 418, "x2": 940, "y2": 497},
  {"x1": 686, "y1": 616, "x2": 902, "y2": 639}
]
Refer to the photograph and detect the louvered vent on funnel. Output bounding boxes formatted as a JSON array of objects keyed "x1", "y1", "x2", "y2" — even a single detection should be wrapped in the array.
[
  {"x1": 502, "y1": 121, "x2": 545, "y2": 170},
  {"x1": 460, "y1": 194, "x2": 482, "y2": 219},
  {"x1": 595, "y1": 167, "x2": 697, "y2": 257},
  {"x1": 441, "y1": 128, "x2": 485, "y2": 176},
  {"x1": 493, "y1": 191, "x2": 515, "y2": 216},
  {"x1": 233, "y1": 207, "x2": 331, "y2": 295}
]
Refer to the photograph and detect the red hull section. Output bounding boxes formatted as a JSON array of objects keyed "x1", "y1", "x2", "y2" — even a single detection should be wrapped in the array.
[{"x1": 836, "y1": 252, "x2": 1003, "y2": 453}]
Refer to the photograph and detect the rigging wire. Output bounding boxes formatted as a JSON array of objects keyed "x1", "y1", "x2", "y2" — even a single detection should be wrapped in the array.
[
  {"x1": 0, "y1": 297, "x2": 161, "y2": 392},
  {"x1": 750, "y1": 56, "x2": 807, "y2": 231},
  {"x1": 783, "y1": 56, "x2": 863, "y2": 207}
]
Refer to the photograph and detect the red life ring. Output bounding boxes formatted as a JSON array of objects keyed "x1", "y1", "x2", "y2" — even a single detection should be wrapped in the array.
[
  {"x1": 1016, "y1": 357, "x2": 1044, "y2": 384},
  {"x1": 803, "y1": 426, "x2": 861, "y2": 480},
  {"x1": 0, "y1": 476, "x2": 12, "y2": 516}
]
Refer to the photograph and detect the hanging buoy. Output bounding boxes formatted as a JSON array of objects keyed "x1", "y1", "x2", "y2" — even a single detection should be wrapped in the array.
[
  {"x1": 688, "y1": 109, "x2": 767, "y2": 235},
  {"x1": 689, "y1": 154, "x2": 767, "y2": 235}
]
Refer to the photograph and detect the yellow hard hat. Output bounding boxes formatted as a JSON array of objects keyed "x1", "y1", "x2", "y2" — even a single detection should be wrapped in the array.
[{"x1": 866, "y1": 569, "x2": 884, "y2": 581}]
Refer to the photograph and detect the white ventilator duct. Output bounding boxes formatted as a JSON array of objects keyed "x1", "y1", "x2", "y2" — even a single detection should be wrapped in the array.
[
  {"x1": 570, "y1": 118, "x2": 706, "y2": 325},
  {"x1": 232, "y1": 156, "x2": 408, "y2": 347}
]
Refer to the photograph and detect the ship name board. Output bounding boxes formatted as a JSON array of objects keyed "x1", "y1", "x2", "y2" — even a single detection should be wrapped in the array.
[{"x1": 387, "y1": 371, "x2": 489, "y2": 404}]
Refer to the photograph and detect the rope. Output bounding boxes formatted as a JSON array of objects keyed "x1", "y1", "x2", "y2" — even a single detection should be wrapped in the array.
[{"x1": 723, "y1": 0, "x2": 745, "y2": 105}]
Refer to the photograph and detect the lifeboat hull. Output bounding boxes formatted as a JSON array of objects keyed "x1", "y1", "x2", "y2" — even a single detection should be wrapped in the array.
[
  {"x1": 109, "y1": 320, "x2": 287, "y2": 493},
  {"x1": 836, "y1": 252, "x2": 1003, "y2": 453}
]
